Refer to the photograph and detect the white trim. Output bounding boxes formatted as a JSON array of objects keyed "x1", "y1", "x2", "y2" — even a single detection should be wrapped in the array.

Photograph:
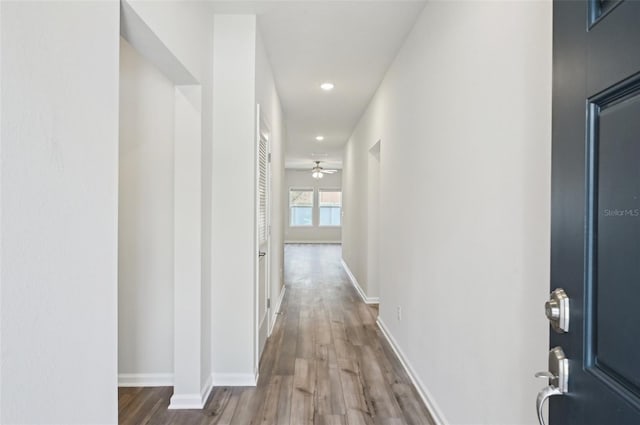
[
  {"x1": 200, "y1": 373, "x2": 214, "y2": 406},
  {"x1": 269, "y1": 286, "x2": 287, "y2": 335},
  {"x1": 376, "y1": 317, "x2": 448, "y2": 425},
  {"x1": 341, "y1": 259, "x2": 380, "y2": 304},
  {"x1": 168, "y1": 394, "x2": 202, "y2": 410},
  {"x1": 258, "y1": 308, "x2": 269, "y2": 361},
  {"x1": 254, "y1": 103, "x2": 261, "y2": 383},
  {"x1": 256, "y1": 105, "x2": 274, "y2": 382},
  {"x1": 276, "y1": 285, "x2": 287, "y2": 312},
  {"x1": 212, "y1": 373, "x2": 257, "y2": 387},
  {"x1": 285, "y1": 240, "x2": 341, "y2": 244},
  {"x1": 118, "y1": 373, "x2": 173, "y2": 387},
  {"x1": 258, "y1": 310, "x2": 268, "y2": 337},
  {"x1": 168, "y1": 368, "x2": 214, "y2": 410}
]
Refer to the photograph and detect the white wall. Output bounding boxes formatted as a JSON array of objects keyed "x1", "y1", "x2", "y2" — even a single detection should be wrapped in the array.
[
  {"x1": 285, "y1": 170, "x2": 343, "y2": 243},
  {"x1": 119, "y1": 37, "x2": 175, "y2": 381},
  {"x1": 343, "y1": 135, "x2": 369, "y2": 294},
  {"x1": 172, "y1": 85, "x2": 204, "y2": 406},
  {"x1": 125, "y1": 0, "x2": 207, "y2": 84},
  {"x1": 343, "y1": 2, "x2": 552, "y2": 424},
  {"x1": 124, "y1": 4, "x2": 282, "y2": 391},
  {"x1": 255, "y1": 30, "x2": 287, "y2": 340},
  {"x1": 366, "y1": 142, "x2": 380, "y2": 299},
  {"x1": 211, "y1": 15, "x2": 258, "y2": 384},
  {"x1": 121, "y1": 0, "x2": 214, "y2": 397},
  {"x1": 199, "y1": 14, "x2": 215, "y2": 395},
  {"x1": 0, "y1": 2, "x2": 119, "y2": 423}
]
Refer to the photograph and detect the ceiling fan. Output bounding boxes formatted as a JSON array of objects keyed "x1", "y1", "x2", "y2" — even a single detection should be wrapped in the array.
[{"x1": 311, "y1": 161, "x2": 338, "y2": 179}]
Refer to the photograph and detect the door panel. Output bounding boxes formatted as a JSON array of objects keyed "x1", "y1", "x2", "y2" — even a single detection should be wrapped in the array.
[
  {"x1": 593, "y1": 84, "x2": 640, "y2": 394},
  {"x1": 588, "y1": 1, "x2": 640, "y2": 95},
  {"x1": 256, "y1": 110, "x2": 270, "y2": 359},
  {"x1": 551, "y1": 1, "x2": 640, "y2": 423}
]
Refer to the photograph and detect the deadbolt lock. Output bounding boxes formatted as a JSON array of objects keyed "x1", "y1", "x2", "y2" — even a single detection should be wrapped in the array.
[{"x1": 545, "y1": 288, "x2": 569, "y2": 333}]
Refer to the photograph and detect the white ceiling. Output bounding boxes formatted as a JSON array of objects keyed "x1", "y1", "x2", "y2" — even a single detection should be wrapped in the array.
[{"x1": 211, "y1": 1, "x2": 426, "y2": 170}]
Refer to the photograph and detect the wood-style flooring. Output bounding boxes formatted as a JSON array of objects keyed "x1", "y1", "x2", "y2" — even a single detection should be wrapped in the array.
[{"x1": 119, "y1": 244, "x2": 435, "y2": 425}]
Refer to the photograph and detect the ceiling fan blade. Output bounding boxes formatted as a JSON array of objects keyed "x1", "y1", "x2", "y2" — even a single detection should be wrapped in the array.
[{"x1": 322, "y1": 169, "x2": 338, "y2": 174}]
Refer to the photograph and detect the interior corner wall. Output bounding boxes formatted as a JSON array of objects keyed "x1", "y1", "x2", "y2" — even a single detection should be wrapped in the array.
[
  {"x1": 121, "y1": 0, "x2": 214, "y2": 392},
  {"x1": 284, "y1": 170, "x2": 343, "y2": 244},
  {"x1": 124, "y1": 0, "x2": 207, "y2": 83},
  {"x1": 366, "y1": 144, "x2": 380, "y2": 299},
  {"x1": 342, "y1": 133, "x2": 370, "y2": 295},
  {"x1": 0, "y1": 2, "x2": 119, "y2": 423},
  {"x1": 255, "y1": 30, "x2": 287, "y2": 330},
  {"x1": 211, "y1": 14, "x2": 258, "y2": 381},
  {"x1": 199, "y1": 14, "x2": 214, "y2": 391},
  {"x1": 172, "y1": 85, "x2": 203, "y2": 401},
  {"x1": 118, "y1": 37, "x2": 175, "y2": 379},
  {"x1": 342, "y1": 2, "x2": 552, "y2": 424}
]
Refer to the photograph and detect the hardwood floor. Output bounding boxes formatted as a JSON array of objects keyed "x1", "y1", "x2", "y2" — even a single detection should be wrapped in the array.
[{"x1": 119, "y1": 244, "x2": 435, "y2": 425}]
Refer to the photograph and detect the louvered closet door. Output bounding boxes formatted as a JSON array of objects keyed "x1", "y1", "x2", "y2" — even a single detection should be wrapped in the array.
[
  {"x1": 258, "y1": 134, "x2": 268, "y2": 244},
  {"x1": 256, "y1": 114, "x2": 271, "y2": 359}
]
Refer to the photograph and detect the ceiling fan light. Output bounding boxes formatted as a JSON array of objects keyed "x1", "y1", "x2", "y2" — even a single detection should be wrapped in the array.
[{"x1": 312, "y1": 171, "x2": 323, "y2": 179}]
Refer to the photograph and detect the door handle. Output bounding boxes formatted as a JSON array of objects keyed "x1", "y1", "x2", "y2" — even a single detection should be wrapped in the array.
[
  {"x1": 536, "y1": 385, "x2": 562, "y2": 425},
  {"x1": 258, "y1": 251, "x2": 266, "y2": 258},
  {"x1": 535, "y1": 347, "x2": 569, "y2": 425}
]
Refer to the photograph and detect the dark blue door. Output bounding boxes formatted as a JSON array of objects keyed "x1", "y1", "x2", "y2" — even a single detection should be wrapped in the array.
[{"x1": 551, "y1": 1, "x2": 640, "y2": 423}]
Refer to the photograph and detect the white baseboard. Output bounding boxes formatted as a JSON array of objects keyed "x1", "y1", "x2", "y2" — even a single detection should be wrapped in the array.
[
  {"x1": 284, "y1": 240, "x2": 341, "y2": 244},
  {"x1": 168, "y1": 373, "x2": 213, "y2": 410},
  {"x1": 258, "y1": 311, "x2": 268, "y2": 339},
  {"x1": 200, "y1": 373, "x2": 214, "y2": 406},
  {"x1": 269, "y1": 286, "x2": 287, "y2": 336},
  {"x1": 212, "y1": 372, "x2": 257, "y2": 387},
  {"x1": 341, "y1": 259, "x2": 380, "y2": 304},
  {"x1": 118, "y1": 373, "x2": 173, "y2": 387},
  {"x1": 168, "y1": 393, "x2": 203, "y2": 410},
  {"x1": 376, "y1": 317, "x2": 448, "y2": 425}
]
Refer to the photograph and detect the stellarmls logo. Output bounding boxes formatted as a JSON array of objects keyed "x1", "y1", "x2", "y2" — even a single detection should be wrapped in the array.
[{"x1": 602, "y1": 208, "x2": 640, "y2": 217}]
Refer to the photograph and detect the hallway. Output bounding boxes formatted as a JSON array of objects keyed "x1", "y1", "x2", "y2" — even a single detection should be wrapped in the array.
[
  {"x1": 2, "y1": 2, "x2": 556, "y2": 423},
  {"x1": 119, "y1": 244, "x2": 434, "y2": 424}
]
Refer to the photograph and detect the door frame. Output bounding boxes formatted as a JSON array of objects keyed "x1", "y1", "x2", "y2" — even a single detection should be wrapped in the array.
[{"x1": 254, "y1": 103, "x2": 272, "y2": 370}]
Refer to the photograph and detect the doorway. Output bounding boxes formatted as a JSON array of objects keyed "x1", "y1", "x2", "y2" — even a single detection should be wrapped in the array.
[
  {"x1": 118, "y1": 2, "x2": 205, "y2": 409},
  {"x1": 256, "y1": 106, "x2": 272, "y2": 362}
]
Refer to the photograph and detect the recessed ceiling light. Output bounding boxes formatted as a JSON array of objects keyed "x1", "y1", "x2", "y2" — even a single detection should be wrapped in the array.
[
  {"x1": 315, "y1": 136, "x2": 325, "y2": 141},
  {"x1": 320, "y1": 82, "x2": 335, "y2": 91}
]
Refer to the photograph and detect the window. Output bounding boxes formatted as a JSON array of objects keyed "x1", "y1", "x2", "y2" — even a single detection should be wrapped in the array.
[
  {"x1": 319, "y1": 189, "x2": 342, "y2": 226},
  {"x1": 290, "y1": 189, "x2": 314, "y2": 226}
]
